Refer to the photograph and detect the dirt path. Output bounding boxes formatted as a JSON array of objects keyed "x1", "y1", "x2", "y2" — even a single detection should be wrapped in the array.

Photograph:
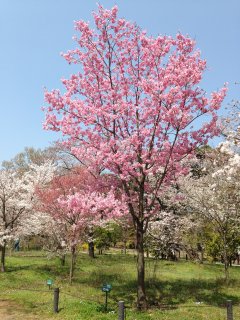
[{"x1": 0, "y1": 301, "x2": 44, "y2": 320}]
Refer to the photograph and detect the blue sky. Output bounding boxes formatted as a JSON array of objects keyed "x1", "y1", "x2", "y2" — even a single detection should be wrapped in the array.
[{"x1": 0, "y1": 0, "x2": 239, "y2": 163}]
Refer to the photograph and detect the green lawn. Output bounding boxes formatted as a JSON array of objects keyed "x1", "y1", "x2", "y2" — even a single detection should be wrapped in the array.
[{"x1": 0, "y1": 251, "x2": 240, "y2": 319}]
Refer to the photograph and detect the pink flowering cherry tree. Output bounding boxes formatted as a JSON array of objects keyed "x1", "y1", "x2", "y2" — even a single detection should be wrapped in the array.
[
  {"x1": 43, "y1": 5, "x2": 227, "y2": 309},
  {"x1": 37, "y1": 167, "x2": 126, "y2": 283}
]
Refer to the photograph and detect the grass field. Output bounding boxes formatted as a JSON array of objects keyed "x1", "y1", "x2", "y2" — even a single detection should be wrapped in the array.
[{"x1": 0, "y1": 250, "x2": 240, "y2": 319}]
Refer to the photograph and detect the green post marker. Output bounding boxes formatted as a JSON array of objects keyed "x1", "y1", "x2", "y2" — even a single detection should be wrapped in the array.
[
  {"x1": 105, "y1": 290, "x2": 108, "y2": 311},
  {"x1": 47, "y1": 279, "x2": 53, "y2": 289},
  {"x1": 102, "y1": 284, "x2": 112, "y2": 311}
]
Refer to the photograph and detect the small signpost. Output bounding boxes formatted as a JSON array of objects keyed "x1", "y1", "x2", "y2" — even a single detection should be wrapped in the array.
[
  {"x1": 47, "y1": 279, "x2": 53, "y2": 289},
  {"x1": 102, "y1": 283, "x2": 112, "y2": 311}
]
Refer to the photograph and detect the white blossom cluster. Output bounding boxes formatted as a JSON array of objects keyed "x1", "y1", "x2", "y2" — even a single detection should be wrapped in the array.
[
  {"x1": 180, "y1": 144, "x2": 240, "y2": 244},
  {"x1": 0, "y1": 162, "x2": 56, "y2": 248}
]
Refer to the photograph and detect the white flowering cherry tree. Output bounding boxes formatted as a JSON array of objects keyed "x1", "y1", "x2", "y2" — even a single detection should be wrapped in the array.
[
  {"x1": 181, "y1": 144, "x2": 240, "y2": 279},
  {"x1": 0, "y1": 161, "x2": 55, "y2": 272}
]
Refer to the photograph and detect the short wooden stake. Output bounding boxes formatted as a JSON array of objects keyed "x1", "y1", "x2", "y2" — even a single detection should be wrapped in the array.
[
  {"x1": 53, "y1": 287, "x2": 59, "y2": 313},
  {"x1": 118, "y1": 301, "x2": 125, "y2": 320},
  {"x1": 226, "y1": 300, "x2": 233, "y2": 320}
]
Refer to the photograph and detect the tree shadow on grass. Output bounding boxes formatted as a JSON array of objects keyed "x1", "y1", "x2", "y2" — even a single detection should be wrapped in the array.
[
  {"x1": 64, "y1": 263, "x2": 240, "y2": 308},
  {"x1": 76, "y1": 270, "x2": 124, "y2": 287},
  {"x1": 6, "y1": 265, "x2": 32, "y2": 273},
  {"x1": 34, "y1": 264, "x2": 69, "y2": 277},
  {"x1": 108, "y1": 277, "x2": 240, "y2": 309},
  {"x1": 146, "y1": 278, "x2": 240, "y2": 307}
]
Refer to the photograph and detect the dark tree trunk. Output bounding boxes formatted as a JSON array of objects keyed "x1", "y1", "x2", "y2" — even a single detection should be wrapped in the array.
[
  {"x1": 200, "y1": 248, "x2": 204, "y2": 264},
  {"x1": 122, "y1": 179, "x2": 148, "y2": 310},
  {"x1": 1, "y1": 241, "x2": 6, "y2": 272},
  {"x1": 88, "y1": 241, "x2": 95, "y2": 259},
  {"x1": 223, "y1": 233, "x2": 229, "y2": 281},
  {"x1": 136, "y1": 222, "x2": 147, "y2": 310},
  {"x1": 69, "y1": 246, "x2": 76, "y2": 284},
  {"x1": 60, "y1": 254, "x2": 66, "y2": 266},
  {"x1": 123, "y1": 240, "x2": 127, "y2": 254}
]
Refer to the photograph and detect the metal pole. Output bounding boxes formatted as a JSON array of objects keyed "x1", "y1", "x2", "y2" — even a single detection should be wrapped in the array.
[
  {"x1": 226, "y1": 300, "x2": 233, "y2": 320},
  {"x1": 118, "y1": 301, "x2": 125, "y2": 320},
  {"x1": 53, "y1": 288, "x2": 59, "y2": 313},
  {"x1": 105, "y1": 291, "x2": 108, "y2": 311}
]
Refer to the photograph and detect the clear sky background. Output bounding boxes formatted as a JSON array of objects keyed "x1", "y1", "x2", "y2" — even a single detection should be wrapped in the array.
[{"x1": 0, "y1": 0, "x2": 239, "y2": 163}]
